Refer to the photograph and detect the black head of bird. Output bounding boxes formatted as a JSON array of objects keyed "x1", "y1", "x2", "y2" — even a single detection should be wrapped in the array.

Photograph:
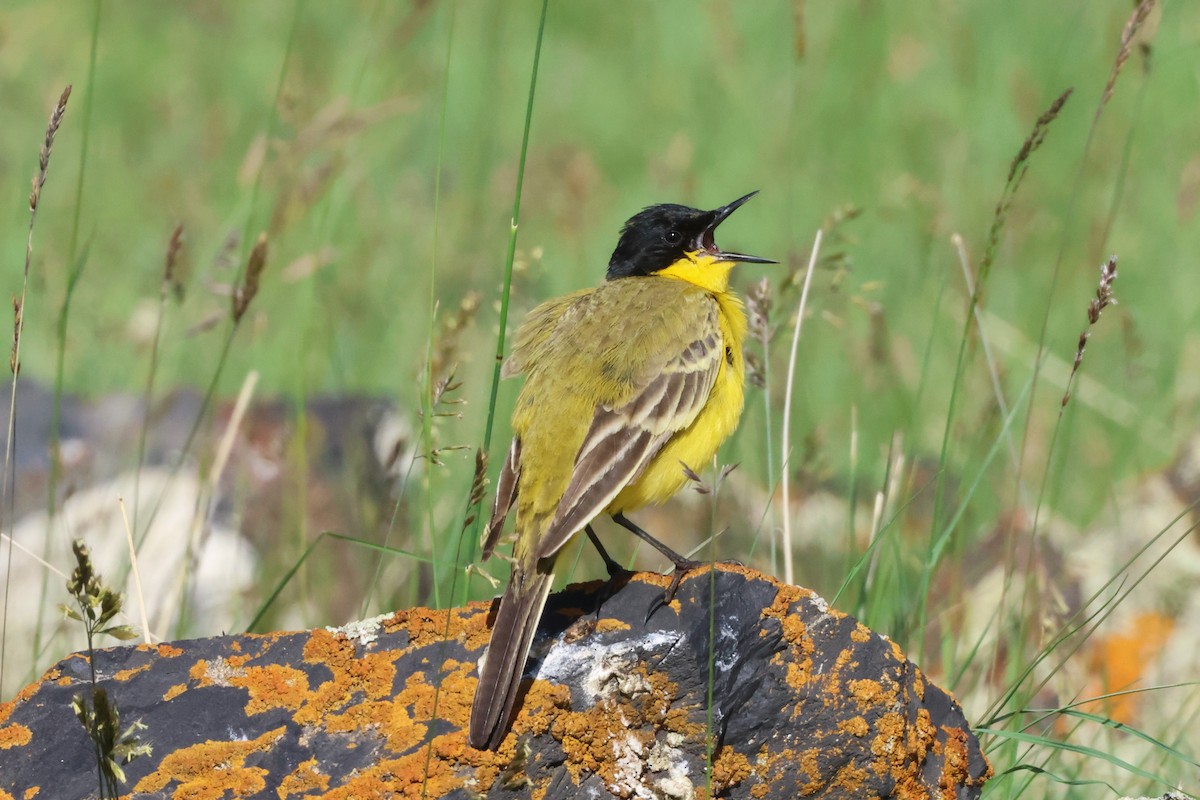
[{"x1": 606, "y1": 191, "x2": 776, "y2": 280}]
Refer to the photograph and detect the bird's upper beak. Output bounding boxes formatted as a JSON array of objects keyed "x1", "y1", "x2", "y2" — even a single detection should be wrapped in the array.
[{"x1": 692, "y1": 191, "x2": 777, "y2": 265}]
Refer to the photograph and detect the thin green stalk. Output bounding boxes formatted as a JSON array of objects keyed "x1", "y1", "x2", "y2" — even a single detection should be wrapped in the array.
[
  {"x1": 1000, "y1": 18, "x2": 1155, "y2": 706},
  {"x1": 703, "y1": 465, "x2": 721, "y2": 793},
  {"x1": 918, "y1": 88, "x2": 1073, "y2": 650},
  {"x1": 454, "y1": 0, "x2": 550, "y2": 601},
  {"x1": 26, "y1": 3, "x2": 102, "y2": 694},
  {"x1": 978, "y1": 726, "x2": 1177, "y2": 791},
  {"x1": 421, "y1": 5, "x2": 547, "y2": 791},
  {"x1": 1045, "y1": 73, "x2": 1149, "y2": 520},
  {"x1": 2, "y1": 85, "x2": 72, "y2": 698},
  {"x1": 1003, "y1": 17, "x2": 1155, "y2": 726}
]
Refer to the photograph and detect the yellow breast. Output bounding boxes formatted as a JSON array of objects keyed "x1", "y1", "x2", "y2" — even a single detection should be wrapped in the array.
[{"x1": 608, "y1": 285, "x2": 746, "y2": 512}]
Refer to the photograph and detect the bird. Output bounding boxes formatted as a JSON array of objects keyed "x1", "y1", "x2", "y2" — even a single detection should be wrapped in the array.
[{"x1": 468, "y1": 191, "x2": 774, "y2": 751}]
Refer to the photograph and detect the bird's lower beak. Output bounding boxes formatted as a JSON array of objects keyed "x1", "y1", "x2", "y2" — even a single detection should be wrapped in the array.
[{"x1": 691, "y1": 191, "x2": 777, "y2": 264}]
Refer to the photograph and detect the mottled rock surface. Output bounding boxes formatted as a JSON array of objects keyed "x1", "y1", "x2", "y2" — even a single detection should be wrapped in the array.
[{"x1": 0, "y1": 565, "x2": 990, "y2": 798}]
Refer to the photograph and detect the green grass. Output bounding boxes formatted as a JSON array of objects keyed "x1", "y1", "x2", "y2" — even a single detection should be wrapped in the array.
[{"x1": 2, "y1": 1, "x2": 1198, "y2": 796}]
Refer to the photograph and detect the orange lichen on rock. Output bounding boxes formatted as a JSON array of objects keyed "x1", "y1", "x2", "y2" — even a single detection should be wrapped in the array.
[
  {"x1": 505, "y1": 675, "x2": 572, "y2": 742},
  {"x1": 294, "y1": 629, "x2": 396, "y2": 726},
  {"x1": 314, "y1": 750, "x2": 463, "y2": 799},
  {"x1": 387, "y1": 604, "x2": 486, "y2": 653},
  {"x1": 711, "y1": 745, "x2": 752, "y2": 793},
  {"x1": 761, "y1": 584, "x2": 815, "y2": 644},
  {"x1": 278, "y1": 757, "x2": 330, "y2": 797},
  {"x1": 798, "y1": 747, "x2": 825, "y2": 794},
  {"x1": 188, "y1": 654, "x2": 248, "y2": 689},
  {"x1": 908, "y1": 707, "x2": 936, "y2": 764},
  {"x1": 21, "y1": 787, "x2": 38, "y2": 799},
  {"x1": 22, "y1": 669, "x2": 61, "y2": 696},
  {"x1": 113, "y1": 662, "x2": 152, "y2": 682},
  {"x1": 231, "y1": 663, "x2": 310, "y2": 714},
  {"x1": 0, "y1": 722, "x2": 32, "y2": 749},
  {"x1": 869, "y1": 710, "x2": 907, "y2": 772},
  {"x1": 134, "y1": 726, "x2": 286, "y2": 796},
  {"x1": 154, "y1": 643, "x2": 184, "y2": 658},
  {"x1": 322, "y1": 671, "x2": 429, "y2": 751},
  {"x1": 939, "y1": 724, "x2": 990, "y2": 795},
  {"x1": 550, "y1": 663, "x2": 694, "y2": 792},
  {"x1": 829, "y1": 760, "x2": 868, "y2": 795},
  {"x1": 594, "y1": 617, "x2": 631, "y2": 634},
  {"x1": 162, "y1": 683, "x2": 188, "y2": 701},
  {"x1": 2, "y1": 564, "x2": 991, "y2": 797},
  {"x1": 850, "y1": 678, "x2": 888, "y2": 707},
  {"x1": 838, "y1": 715, "x2": 870, "y2": 738}
]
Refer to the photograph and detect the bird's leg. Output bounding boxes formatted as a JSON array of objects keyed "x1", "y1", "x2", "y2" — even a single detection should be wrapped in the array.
[
  {"x1": 611, "y1": 512, "x2": 705, "y2": 603},
  {"x1": 584, "y1": 524, "x2": 634, "y2": 615},
  {"x1": 584, "y1": 524, "x2": 633, "y2": 580}
]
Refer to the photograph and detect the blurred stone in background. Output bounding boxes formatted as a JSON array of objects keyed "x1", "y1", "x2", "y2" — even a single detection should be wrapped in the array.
[{"x1": 0, "y1": 379, "x2": 416, "y2": 698}]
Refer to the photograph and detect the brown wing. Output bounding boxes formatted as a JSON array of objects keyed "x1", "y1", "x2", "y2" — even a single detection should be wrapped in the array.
[
  {"x1": 534, "y1": 322, "x2": 723, "y2": 561},
  {"x1": 480, "y1": 437, "x2": 521, "y2": 561}
]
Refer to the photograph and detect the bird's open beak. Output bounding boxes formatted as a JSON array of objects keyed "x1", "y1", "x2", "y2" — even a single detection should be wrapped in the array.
[{"x1": 692, "y1": 191, "x2": 777, "y2": 265}]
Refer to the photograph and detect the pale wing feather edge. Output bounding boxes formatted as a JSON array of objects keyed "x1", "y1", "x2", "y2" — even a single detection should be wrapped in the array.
[
  {"x1": 535, "y1": 328, "x2": 723, "y2": 560},
  {"x1": 481, "y1": 437, "x2": 521, "y2": 560}
]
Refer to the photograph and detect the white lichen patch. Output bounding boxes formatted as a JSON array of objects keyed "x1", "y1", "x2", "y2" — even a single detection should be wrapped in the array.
[
  {"x1": 203, "y1": 655, "x2": 246, "y2": 686},
  {"x1": 326, "y1": 613, "x2": 390, "y2": 647},
  {"x1": 611, "y1": 734, "x2": 648, "y2": 798},
  {"x1": 808, "y1": 593, "x2": 830, "y2": 615},
  {"x1": 537, "y1": 631, "x2": 678, "y2": 700},
  {"x1": 649, "y1": 734, "x2": 693, "y2": 799}
]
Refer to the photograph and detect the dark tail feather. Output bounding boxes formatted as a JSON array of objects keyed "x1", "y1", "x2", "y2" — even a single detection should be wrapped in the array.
[{"x1": 468, "y1": 569, "x2": 554, "y2": 750}]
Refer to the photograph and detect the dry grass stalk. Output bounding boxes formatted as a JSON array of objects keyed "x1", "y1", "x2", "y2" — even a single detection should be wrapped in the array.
[
  {"x1": 1098, "y1": 0, "x2": 1155, "y2": 117},
  {"x1": 976, "y1": 87, "x2": 1073, "y2": 296},
  {"x1": 462, "y1": 448, "x2": 489, "y2": 531},
  {"x1": 1061, "y1": 256, "x2": 1118, "y2": 410},
  {"x1": 163, "y1": 222, "x2": 186, "y2": 301},
  {"x1": 117, "y1": 499, "x2": 151, "y2": 646},
  {"x1": 1006, "y1": 89, "x2": 1073, "y2": 187},
  {"x1": 29, "y1": 86, "x2": 72, "y2": 215},
  {"x1": 9, "y1": 300, "x2": 22, "y2": 375},
  {"x1": 681, "y1": 462, "x2": 738, "y2": 496},
  {"x1": 13, "y1": 85, "x2": 73, "y2": 375},
  {"x1": 743, "y1": 276, "x2": 772, "y2": 389},
  {"x1": 3, "y1": 86, "x2": 72, "y2": 689},
  {"x1": 231, "y1": 233, "x2": 268, "y2": 322},
  {"x1": 791, "y1": 0, "x2": 806, "y2": 59},
  {"x1": 780, "y1": 228, "x2": 824, "y2": 586}
]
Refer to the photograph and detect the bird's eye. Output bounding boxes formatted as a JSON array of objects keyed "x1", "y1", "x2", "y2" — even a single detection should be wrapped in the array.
[{"x1": 664, "y1": 229, "x2": 682, "y2": 244}]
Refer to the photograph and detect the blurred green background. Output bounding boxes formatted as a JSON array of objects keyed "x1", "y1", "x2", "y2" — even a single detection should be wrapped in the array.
[
  {"x1": 1, "y1": 0, "x2": 1197, "y2": 791},
  {"x1": 2, "y1": 2, "x2": 1193, "y2": 504},
  {"x1": 1, "y1": 0, "x2": 1193, "y2": 611}
]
